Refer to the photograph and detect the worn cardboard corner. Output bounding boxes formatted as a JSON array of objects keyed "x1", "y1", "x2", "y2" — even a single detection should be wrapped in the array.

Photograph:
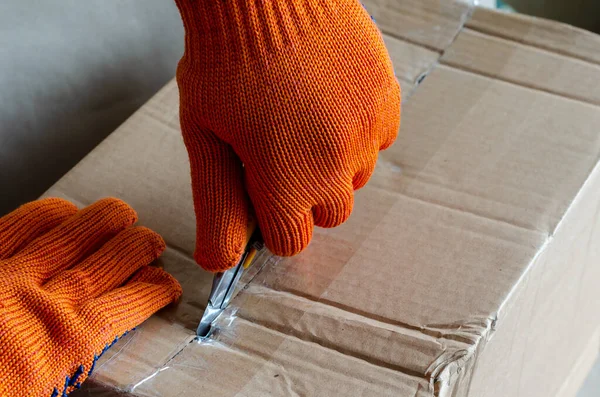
[{"x1": 44, "y1": 2, "x2": 600, "y2": 397}]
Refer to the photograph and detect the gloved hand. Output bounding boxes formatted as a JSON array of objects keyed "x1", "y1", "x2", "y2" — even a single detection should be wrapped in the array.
[
  {"x1": 175, "y1": 0, "x2": 401, "y2": 272},
  {"x1": 0, "y1": 198, "x2": 182, "y2": 397}
]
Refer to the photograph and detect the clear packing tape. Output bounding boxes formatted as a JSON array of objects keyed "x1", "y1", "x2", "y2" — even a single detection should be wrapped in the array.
[{"x1": 70, "y1": 0, "x2": 486, "y2": 396}]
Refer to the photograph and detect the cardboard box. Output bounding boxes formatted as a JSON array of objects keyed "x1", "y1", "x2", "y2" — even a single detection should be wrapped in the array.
[{"x1": 44, "y1": 1, "x2": 600, "y2": 396}]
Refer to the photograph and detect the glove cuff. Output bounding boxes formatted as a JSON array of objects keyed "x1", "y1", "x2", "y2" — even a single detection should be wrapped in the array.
[{"x1": 174, "y1": 0, "x2": 343, "y2": 57}]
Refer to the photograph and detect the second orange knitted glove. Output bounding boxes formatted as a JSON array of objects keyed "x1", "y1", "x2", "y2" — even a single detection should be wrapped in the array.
[
  {"x1": 0, "y1": 198, "x2": 182, "y2": 397},
  {"x1": 175, "y1": 0, "x2": 401, "y2": 272}
]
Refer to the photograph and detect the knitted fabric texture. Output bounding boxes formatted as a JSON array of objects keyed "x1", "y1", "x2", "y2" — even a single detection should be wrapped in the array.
[
  {"x1": 0, "y1": 198, "x2": 182, "y2": 397},
  {"x1": 175, "y1": 0, "x2": 401, "y2": 272}
]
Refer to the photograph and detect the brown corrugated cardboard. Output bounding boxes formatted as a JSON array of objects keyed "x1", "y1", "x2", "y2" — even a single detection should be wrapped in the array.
[{"x1": 43, "y1": 2, "x2": 600, "y2": 396}]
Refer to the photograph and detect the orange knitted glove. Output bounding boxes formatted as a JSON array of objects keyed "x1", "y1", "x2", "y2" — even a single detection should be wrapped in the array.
[
  {"x1": 0, "y1": 198, "x2": 182, "y2": 397},
  {"x1": 175, "y1": 0, "x2": 401, "y2": 272}
]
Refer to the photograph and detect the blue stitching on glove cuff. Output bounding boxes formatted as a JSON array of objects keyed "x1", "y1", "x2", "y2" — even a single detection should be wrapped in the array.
[{"x1": 50, "y1": 329, "x2": 134, "y2": 397}]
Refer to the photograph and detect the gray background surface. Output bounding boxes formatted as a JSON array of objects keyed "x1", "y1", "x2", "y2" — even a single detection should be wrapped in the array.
[
  {"x1": 0, "y1": 0, "x2": 184, "y2": 215},
  {"x1": 506, "y1": 0, "x2": 600, "y2": 33}
]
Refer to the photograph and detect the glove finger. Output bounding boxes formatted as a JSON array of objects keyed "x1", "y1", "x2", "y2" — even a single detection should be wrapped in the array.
[
  {"x1": 352, "y1": 142, "x2": 379, "y2": 190},
  {"x1": 352, "y1": 164, "x2": 376, "y2": 191},
  {"x1": 79, "y1": 266, "x2": 182, "y2": 337},
  {"x1": 254, "y1": 198, "x2": 315, "y2": 257},
  {"x1": 44, "y1": 226, "x2": 165, "y2": 303},
  {"x1": 378, "y1": 79, "x2": 402, "y2": 151},
  {"x1": 255, "y1": 181, "x2": 353, "y2": 254},
  {"x1": 6, "y1": 198, "x2": 137, "y2": 280},
  {"x1": 0, "y1": 198, "x2": 78, "y2": 260},
  {"x1": 181, "y1": 117, "x2": 249, "y2": 272},
  {"x1": 312, "y1": 182, "x2": 354, "y2": 228}
]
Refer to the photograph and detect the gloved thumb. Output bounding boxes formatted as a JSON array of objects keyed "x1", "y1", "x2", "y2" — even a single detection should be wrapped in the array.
[{"x1": 181, "y1": 116, "x2": 249, "y2": 272}]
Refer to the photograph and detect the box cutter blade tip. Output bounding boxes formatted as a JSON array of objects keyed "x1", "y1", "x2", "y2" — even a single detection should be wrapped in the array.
[{"x1": 197, "y1": 235, "x2": 262, "y2": 339}]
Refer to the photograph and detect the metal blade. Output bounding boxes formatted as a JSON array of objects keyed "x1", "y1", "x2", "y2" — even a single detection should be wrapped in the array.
[{"x1": 196, "y1": 252, "x2": 248, "y2": 338}]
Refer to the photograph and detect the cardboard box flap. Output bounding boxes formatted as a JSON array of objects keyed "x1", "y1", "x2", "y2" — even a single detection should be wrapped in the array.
[
  {"x1": 376, "y1": 65, "x2": 600, "y2": 235},
  {"x1": 364, "y1": 0, "x2": 472, "y2": 51},
  {"x1": 362, "y1": 0, "x2": 474, "y2": 97},
  {"x1": 441, "y1": 28, "x2": 600, "y2": 105},
  {"x1": 383, "y1": 34, "x2": 439, "y2": 97},
  {"x1": 467, "y1": 7, "x2": 600, "y2": 65},
  {"x1": 247, "y1": 180, "x2": 545, "y2": 328}
]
